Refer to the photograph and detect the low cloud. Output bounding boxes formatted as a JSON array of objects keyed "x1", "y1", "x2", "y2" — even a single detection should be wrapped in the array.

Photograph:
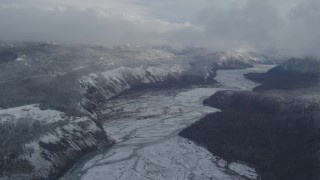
[
  {"x1": 0, "y1": 0, "x2": 319, "y2": 58},
  {"x1": 0, "y1": 6, "x2": 183, "y2": 46},
  {"x1": 184, "y1": 0, "x2": 320, "y2": 57}
]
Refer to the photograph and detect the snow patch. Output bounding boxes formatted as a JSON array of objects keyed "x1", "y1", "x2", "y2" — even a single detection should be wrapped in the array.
[
  {"x1": 229, "y1": 162, "x2": 259, "y2": 179},
  {"x1": 0, "y1": 104, "x2": 64, "y2": 124}
]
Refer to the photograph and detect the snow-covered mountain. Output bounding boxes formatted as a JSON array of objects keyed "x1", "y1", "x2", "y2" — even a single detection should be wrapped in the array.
[
  {"x1": 216, "y1": 49, "x2": 265, "y2": 67},
  {"x1": 0, "y1": 43, "x2": 276, "y2": 179}
]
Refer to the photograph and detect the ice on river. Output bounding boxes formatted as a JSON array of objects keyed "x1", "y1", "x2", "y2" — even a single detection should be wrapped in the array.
[{"x1": 62, "y1": 65, "x2": 272, "y2": 180}]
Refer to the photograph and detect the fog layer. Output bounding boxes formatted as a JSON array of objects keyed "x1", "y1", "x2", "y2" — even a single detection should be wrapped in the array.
[{"x1": 0, "y1": 0, "x2": 319, "y2": 57}]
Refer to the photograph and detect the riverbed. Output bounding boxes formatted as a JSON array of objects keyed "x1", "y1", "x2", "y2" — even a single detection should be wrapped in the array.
[{"x1": 62, "y1": 65, "x2": 273, "y2": 180}]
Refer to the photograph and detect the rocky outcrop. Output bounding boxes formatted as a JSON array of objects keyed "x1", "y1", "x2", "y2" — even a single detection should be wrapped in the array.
[{"x1": 180, "y1": 90, "x2": 320, "y2": 180}]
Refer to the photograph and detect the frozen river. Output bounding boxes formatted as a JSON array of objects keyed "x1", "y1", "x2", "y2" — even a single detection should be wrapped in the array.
[{"x1": 62, "y1": 65, "x2": 273, "y2": 180}]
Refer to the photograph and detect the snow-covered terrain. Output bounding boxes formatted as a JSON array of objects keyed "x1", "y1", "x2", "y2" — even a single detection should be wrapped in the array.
[
  {"x1": 0, "y1": 43, "x2": 279, "y2": 180},
  {"x1": 62, "y1": 65, "x2": 272, "y2": 180},
  {"x1": 216, "y1": 49, "x2": 266, "y2": 66},
  {"x1": 0, "y1": 104, "x2": 63, "y2": 124},
  {"x1": 79, "y1": 64, "x2": 186, "y2": 112},
  {"x1": 0, "y1": 43, "x2": 276, "y2": 119},
  {"x1": 0, "y1": 105, "x2": 113, "y2": 180}
]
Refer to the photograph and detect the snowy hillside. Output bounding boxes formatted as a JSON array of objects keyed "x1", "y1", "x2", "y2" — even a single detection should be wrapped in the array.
[
  {"x1": 0, "y1": 105, "x2": 114, "y2": 180},
  {"x1": 216, "y1": 49, "x2": 266, "y2": 67}
]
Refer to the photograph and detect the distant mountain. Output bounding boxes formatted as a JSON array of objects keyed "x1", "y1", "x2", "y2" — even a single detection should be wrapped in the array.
[
  {"x1": 245, "y1": 58, "x2": 320, "y2": 90},
  {"x1": 269, "y1": 58, "x2": 320, "y2": 77},
  {"x1": 179, "y1": 48, "x2": 277, "y2": 69}
]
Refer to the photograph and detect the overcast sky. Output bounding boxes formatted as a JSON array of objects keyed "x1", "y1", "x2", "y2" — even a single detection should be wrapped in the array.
[{"x1": 0, "y1": 0, "x2": 319, "y2": 57}]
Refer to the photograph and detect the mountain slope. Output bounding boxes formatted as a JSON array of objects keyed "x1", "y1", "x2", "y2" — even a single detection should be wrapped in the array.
[
  {"x1": 0, "y1": 104, "x2": 114, "y2": 180},
  {"x1": 245, "y1": 58, "x2": 320, "y2": 90}
]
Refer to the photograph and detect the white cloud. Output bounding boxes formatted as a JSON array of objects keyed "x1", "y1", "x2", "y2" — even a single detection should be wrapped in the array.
[
  {"x1": 0, "y1": 0, "x2": 319, "y2": 57},
  {"x1": 0, "y1": 1, "x2": 199, "y2": 45}
]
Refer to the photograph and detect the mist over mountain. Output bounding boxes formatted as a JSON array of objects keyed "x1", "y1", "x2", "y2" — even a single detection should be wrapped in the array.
[{"x1": 0, "y1": 0, "x2": 320, "y2": 57}]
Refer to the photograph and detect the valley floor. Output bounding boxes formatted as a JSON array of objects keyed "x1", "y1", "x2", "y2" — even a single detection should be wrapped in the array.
[{"x1": 61, "y1": 65, "x2": 273, "y2": 180}]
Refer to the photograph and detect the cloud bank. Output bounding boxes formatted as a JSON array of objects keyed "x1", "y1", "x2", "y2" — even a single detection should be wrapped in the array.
[
  {"x1": 0, "y1": 0, "x2": 319, "y2": 57},
  {"x1": 192, "y1": 0, "x2": 320, "y2": 57}
]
